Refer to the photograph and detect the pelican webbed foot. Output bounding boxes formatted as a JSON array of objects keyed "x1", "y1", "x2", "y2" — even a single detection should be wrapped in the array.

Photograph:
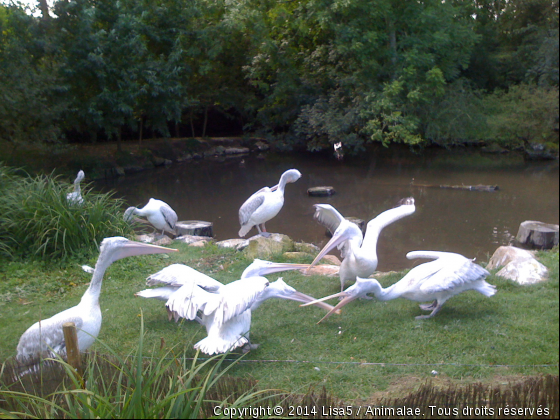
[
  {"x1": 242, "y1": 343, "x2": 260, "y2": 353},
  {"x1": 415, "y1": 302, "x2": 442, "y2": 319},
  {"x1": 419, "y1": 300, "x2": 438, "y2": 311}
]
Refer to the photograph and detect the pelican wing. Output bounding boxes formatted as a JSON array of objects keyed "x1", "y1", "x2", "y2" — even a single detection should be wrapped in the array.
[
  {"x1": 239, "y1": 190, "x2": 268, "y2": 225},
  {"x1": 160, "y1": 203, "x2": 178, "y2": 231},
  {"x1": 165, "y1": 282, "x2": 222, "y2": 321},
  {"x1": 418, "y1": 258, "x2": 490, "y2": 295},
  {"x1": 313, "y1": 204, "x2": 345, "y2": 235},
  {"x1": 17, "y1": 314, "x2": 84, "y2": 361},
  {"x1": 146, "y1": 264, "x2": 222, "y2": 292},
  {"x1": 213, "y1": 277, "x2": 269, "y2": 327}
]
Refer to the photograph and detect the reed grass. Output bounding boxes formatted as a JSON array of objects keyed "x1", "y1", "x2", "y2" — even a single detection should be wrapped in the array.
[
  {"x1": 0, "y1": 164, "x2": 135, "y2": 261},
  {"x1": 0, "y1": 316, "x2": 273, "y2": 419}
]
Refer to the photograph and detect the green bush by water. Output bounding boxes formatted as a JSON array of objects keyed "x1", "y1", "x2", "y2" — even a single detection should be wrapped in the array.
[{"x1": 0, "y1": 163, "x2": 135, "y2": 261}]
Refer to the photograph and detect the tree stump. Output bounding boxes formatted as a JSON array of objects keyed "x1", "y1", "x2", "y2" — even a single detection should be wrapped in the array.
[
  {"x1": 516, "y1": 220, "x2": 559, "y2": 249},
  {"x1": 307, "y1": 186, "x2": 336, "y2": 196},
  {"x1": 175, "y1": 220, "x2": 214, "y2": 237}
]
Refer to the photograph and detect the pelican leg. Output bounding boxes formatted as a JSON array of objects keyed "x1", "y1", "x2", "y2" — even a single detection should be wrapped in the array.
[
  {"x1": 260, "y1": 224, "x2": 271, "y2": 238},
  {"x1": 419, "y1": 300, "x2": 437, "y2": 311},
  {"x1": 415, "y1": 302, "x2": 443, "y2": 319}
]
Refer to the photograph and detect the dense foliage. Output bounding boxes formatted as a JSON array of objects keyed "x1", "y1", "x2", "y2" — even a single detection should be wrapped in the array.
[
  {"x1": 0, "y1": 0, "x2": 558, "y2": 154},
  {"x1": 0, "y1": 163, "x2": 135, "y2": 261}
]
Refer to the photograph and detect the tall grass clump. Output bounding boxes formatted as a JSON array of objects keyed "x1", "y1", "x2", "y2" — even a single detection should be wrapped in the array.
[
  {"x1": 0, "y1": 318, "x2": 272, "y2": 419},
  {"x1": 0, "y1": 163, "x2": 135, "y2": 261}
]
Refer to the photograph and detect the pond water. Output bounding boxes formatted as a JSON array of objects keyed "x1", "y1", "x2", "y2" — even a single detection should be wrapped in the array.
[{"x1": 94, "y1": 145, "x2": 559, "y2": 272}]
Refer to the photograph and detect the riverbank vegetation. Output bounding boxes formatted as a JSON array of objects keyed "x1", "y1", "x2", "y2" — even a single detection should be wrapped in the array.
[{"x1": 1, "y1": 0, "x2": 558, "y2": 164}]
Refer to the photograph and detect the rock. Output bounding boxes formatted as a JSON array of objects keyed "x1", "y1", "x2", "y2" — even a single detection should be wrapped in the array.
[
  {"x1": 175, "y1": 220, "x2": 214, "y2": 237},
  {"x1": 294, "y1": 242, "x2": 321, "y2": 254},
  {"x1": 254, "y1": 141, "x2": 270, "y2": 151},
  {"x1": 216, "y1": 238, "x2": 250, "y2": 251},
  {"x1": 224, "y1": 147, "x2": 250, "y2": 155},
  {"x1": 244, "y1": 233, "x2": 295, "y2": 259},
  {"x1": 523, "y1": 143, "x2": 557, "y2": 160},
  {"x1": 302, "y1": 265, "x2": 340, "y2": 277},
  {"x1": 175, "y1": 235, "x2": 214, "y2": 245},
  {"x1": 516, "y1": 220, "x2": 559, "y2": 249},
  {"x1": 154, "y1": 236, "x2": 174, "y2": 246},
  {"x1": 321, "y1": 255, "x2": 342, "y2": 266},
  {"x1": 283, "y1": 251, "x2": 309, "y2": 260},
  {"x1": 488, "y1": 246, "x2": 548, "y2": 285},
  {"x1": 307, "y1": 186, "x2": 336, "y2": 197}
]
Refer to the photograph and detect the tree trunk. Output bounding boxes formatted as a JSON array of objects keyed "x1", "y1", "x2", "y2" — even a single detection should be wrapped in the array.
[
  {"x1": 189, "y1": 111, "x2": 195, "y2": 137},
  {"x1": 116, "y1": 127, "x2": 122, "y2": 152},
  {"x1": 202, "y1": 106, "x2": 209, "y2": 138},
  {"x1": 138, "y1": 117, "x2": 144, "y2": 145},
  {"x1": 37, "y1": 0, "x2": 50, "y2": 20}
]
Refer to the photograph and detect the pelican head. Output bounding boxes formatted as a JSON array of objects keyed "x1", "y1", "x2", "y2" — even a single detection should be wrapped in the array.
[{"x1": 282, "y1": 169, "x2": 302, "y2": 184}]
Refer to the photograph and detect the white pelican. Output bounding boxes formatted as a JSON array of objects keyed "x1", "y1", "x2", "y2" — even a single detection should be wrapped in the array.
[
  {"x1": 238, "y1": 169, "x2": 302, "y2": 237},
  {"x1": 66, "y1": 170, "x2": 85, "y2": 205},
  {"x1": 16, "y1": 237, "x2": 177, "y2": 362},
  {"x1": 124, "y1": 198, "x2": 178, "y2": 237},
  {"x1": 302, "y1": 251, "x2": 496, "y2": 322},
  {"x1": 135, "y1": 259, "x2": 312, "y2": 320},
  {"x1": 165, "y1": 276, "x2": 338, "y2": 355},
  {"x1": 308, "y1": 198, "x2": 415, "y2": 291}
]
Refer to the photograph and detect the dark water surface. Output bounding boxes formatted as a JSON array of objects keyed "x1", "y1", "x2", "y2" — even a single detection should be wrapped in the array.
[{"x1": 94, "y1": 146, "x2": 559, "y2": 272}]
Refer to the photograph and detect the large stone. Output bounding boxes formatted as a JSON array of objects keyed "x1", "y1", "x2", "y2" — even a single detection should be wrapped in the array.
[
  {"x1": 488, "y1": 246, "x2": 548, "y2": 285},
  {"x1": 175, "y1": 235, "x2": 214, "y2": 245},
  {"x1": 302, "y1": 265, "x2": 340, "y2": 277},
  {"x1": 244, "y1": 233, "x2": 295, "y2": 259},
  {"x1": 216, "y1": 238, "x2": 250, "y2": 251},
  {"x1": 307, "y1": 186, "x2": 336, "y2": 197},
  {"x1": 294, "y1": 241, "x2": 321, "y2": 254},
  {"x1": 516, "y1": 220, "x2": 559, "y2": 249}
]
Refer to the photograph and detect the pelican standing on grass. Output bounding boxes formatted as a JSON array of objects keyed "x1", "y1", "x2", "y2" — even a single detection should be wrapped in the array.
[
  {"x1": 238, "y1": 169, "x2": 302, "y2": 237},
  {"x1": 124, "y1": 198, "x2": 178, "y2": 237},
  {"x1": 16, "y1": 237, "x2": 177, "y2": 362},
  {"x1": 66, "y1": 170, "x2": 85, "y2": 205},
  {"x1": 135, "y1": 259, "x2": 313, "y2": 320},
  {"x1": 302, "y1": 251, "x2": 496, "y2": 323},
  {"x1": 165, "y1": 276, "x2": 338, "y2": 355},
  {"x1": 308, "y1": 197, "x2": 416, "y2": 291}
]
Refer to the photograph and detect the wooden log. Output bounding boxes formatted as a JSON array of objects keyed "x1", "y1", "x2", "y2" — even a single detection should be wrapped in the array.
[
  {"x1": 62, "y1": 322, "x2": 83, "y2": 380},
  {"x1": 412, "y1": 183, "x2": 499, "y2": 192},
  {"x1": 175, "y1": 220, "x2": 214, "y2": 237},
  {"x1": 516, "y1": 220, "x2": 559, "y2": 249},
  {"x1": 307, "y1": 186, "x2": 336, "y2": 196}
]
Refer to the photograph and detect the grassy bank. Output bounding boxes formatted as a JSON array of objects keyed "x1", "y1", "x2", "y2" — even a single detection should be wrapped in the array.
[{"x1": 0, "y1": 242, "x2": 558, "y2": 401}]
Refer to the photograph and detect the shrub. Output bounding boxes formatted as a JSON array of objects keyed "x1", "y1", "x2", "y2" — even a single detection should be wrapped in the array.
[{"x1": 0, "y1": 164, "x2": 135, "y2": 261}]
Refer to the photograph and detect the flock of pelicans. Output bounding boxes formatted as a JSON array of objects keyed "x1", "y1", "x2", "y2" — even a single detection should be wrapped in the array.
[{"x1": 15, "y1": 169, "x2": 497, "y2": 363}]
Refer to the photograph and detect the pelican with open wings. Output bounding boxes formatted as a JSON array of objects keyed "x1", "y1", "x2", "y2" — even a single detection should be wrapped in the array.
[
  {"x1": 16, "y1": 237, "x2": 177, "y2": 363},
  {"x1": 165, "y1": 275, "x2": 337, "y2": 354},
  {"x1": 238, "y1": 169, "x2": 301, "y2": 237},
  {"x1": 309, "y1": 198, "x2": 415, "y2": 291},
  {"x1": 302, "y1": 251, "x2": 496, "y2": 322},
  {"x1": 135, "y1": 258, "x2": 312, "y2": 310}
]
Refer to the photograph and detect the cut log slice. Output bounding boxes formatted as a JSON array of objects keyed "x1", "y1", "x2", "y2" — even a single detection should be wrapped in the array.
[
  {"x1": 516, "y1": 220, "x2": 559, "y2": 249},
  {"x1": 307, "y1": 186, "x2": 336, "y2": 196},
  {"x1": 175, "y1": 220, "x2": 214, "y2": 237}
]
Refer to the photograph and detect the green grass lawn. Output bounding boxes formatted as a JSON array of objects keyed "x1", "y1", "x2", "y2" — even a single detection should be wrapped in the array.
[{"x1": 1, "y1": 243, "x2": 558, "y2": 401}]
